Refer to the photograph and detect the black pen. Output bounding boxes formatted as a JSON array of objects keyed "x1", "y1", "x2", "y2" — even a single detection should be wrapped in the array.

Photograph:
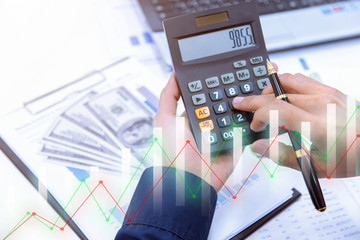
[{"x1": 266, "y1": 59, "x2": 326, "y2": 212}]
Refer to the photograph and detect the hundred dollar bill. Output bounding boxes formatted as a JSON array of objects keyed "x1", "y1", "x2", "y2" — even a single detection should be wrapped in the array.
[
  {"x1": 40, "y1": 144, "x2": 121, "y2": 171},
  {"x1": 43, "y1": 118, "x2": 122, "y2": 161},
  {"x1": 84, "y1": 86, "x2": 154, "y2": 166},
  {"x1": 61, "y1": 91, "x2": 119, "y2": 150}
]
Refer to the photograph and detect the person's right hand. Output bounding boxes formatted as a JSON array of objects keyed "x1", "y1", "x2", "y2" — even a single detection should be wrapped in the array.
[{"x1": 232, "y1": 70, "x2": 360, "y2": 178}]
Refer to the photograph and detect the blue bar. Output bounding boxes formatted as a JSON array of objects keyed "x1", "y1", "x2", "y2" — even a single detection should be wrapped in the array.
[
  {"x1": 250, "y1": 173, "x2": 259, "y2": 181},
  {"x1": 232, "y1": 183, "x2": 242, "y2": 191},
  {"x1": 217, "y1": 192, "x2": 227, "y2": 203},
  {"x1": 222, "y1": 189, "x2": 233, "y2": 198},
  {"x1": 241, "y1": 178, "x2": 251, "y2": 186},
  {"x1": 67, "y1": 167, "x2": 89, "y2": 181},
  {"x1": 145, "y1": 100, "x2": 157, "y2": 112},
  {"x1": 143, "y1": 32, "x2": 154, "y2": 43},
  {"x1": 299, "y1": 58, "x2": 310, "y2": 70},
  {"x1": 130, "y1": 36, "x2": 140, "y2": 46}
]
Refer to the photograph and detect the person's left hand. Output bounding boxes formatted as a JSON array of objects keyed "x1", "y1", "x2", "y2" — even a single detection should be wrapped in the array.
[{"x1": 153, "y1": 73, "x2": 236, "y2": 192}]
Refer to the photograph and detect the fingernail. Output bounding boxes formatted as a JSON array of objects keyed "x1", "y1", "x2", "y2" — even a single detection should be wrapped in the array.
[{"x1": 232, "y1": 97, "x2": 244, "y2": 106}]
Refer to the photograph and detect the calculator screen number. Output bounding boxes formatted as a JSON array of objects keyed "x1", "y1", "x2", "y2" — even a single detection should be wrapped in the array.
[{"x1": 178, "y1": 24, "x2": 255, "y2": 62}]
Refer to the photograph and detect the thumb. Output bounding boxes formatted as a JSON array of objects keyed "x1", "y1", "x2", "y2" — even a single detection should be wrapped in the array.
[{"x1": 251, "y1": 139, "x2": 299, "y2": 170}]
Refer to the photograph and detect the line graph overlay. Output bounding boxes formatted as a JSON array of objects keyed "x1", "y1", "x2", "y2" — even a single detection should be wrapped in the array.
[{"x1": 3, "y1": 105, "x2": 359, "y2": 239}]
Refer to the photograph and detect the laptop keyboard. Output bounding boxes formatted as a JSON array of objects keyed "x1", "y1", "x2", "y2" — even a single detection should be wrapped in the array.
[{"x1": 150, "y1": 0, "x2": 346, "y2": 21}]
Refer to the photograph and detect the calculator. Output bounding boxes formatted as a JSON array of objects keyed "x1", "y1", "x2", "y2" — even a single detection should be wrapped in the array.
[{"x1": 163, "y1": 2, "x2": 269, "y2": 153}]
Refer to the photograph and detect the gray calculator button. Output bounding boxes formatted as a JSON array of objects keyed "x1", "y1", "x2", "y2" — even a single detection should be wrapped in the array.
[
  {"x1": 240, "y1": 82, "x2": 254, "y2": 94},
  {"x1": 213, "y1": 102, "x2": 227, "y2": 114},
  {"x1": 188, "y1": 80, "x2": 202, "y2": 92},
  {"x1": 233, "y1": 60, "x2": 246, "y2": 68},
  {"x1": 221, "y1": 73, "x2": 235, "y2": 85},
  {"x1": 225, "y1": 86, "x2": 239, "y2": 97},
  {"x1": 217, "y1": 116, "x2": 231, "y2": 128},
  {"x1": 257, "y1": 78, "x2": 271, "y2": 89},
  {"x1": 209, "y1": 89, "x2": 223, "y2": 101},
  {"x1": 229, "y1": 100, "x2": 234, "y2": 110},
  {"x1": 208, "y1": 133, "x2": 218, "y2": 145},
  {"x1": 192, "y1": 93, "x2": 206, "y2": 106},
  {"x1": 250, "y1": 56, "x2": 263, "y2": 65},
  {"x1": 236, "y1": 124, "x2": 251, "y2": 137},
  {"x1": 205, "y1": 76, "x2": 220, "y2": 88},
  {"x1": 253, "y1": 65, "x2": 267, "y2": 77},
  {"x1": 233, "y1": 112, "x2": 247, "y2": 123},
  {"x1": 221, "y1": 129, "x2": 234, "y2": 141},
  {"x1": 236, "y1": 69, "x2": 250, "y2": 81}
]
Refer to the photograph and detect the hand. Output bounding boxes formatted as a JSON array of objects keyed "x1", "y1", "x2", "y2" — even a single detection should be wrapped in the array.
[
  {"x1": 153, "y1": 73, "x2": 236, "y2": 192},
  {"x1": 232, "y1": 65, "x2": 360, "y2": 178}
]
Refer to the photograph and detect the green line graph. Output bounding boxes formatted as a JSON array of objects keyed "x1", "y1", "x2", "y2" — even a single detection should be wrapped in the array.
[
  {"x1": 299, "y1": 106, "x2": 359, "y2": 161},
  {"x1": 3, "y1": 105, "x2": 359, "y2": 239}
]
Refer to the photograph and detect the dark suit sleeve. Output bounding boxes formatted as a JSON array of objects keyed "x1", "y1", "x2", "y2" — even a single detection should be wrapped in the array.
[{"x1": 115, "y1": 166, "x2": 218, "y2": 240}]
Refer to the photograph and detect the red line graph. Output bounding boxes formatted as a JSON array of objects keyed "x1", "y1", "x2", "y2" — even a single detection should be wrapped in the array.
[{"x1": 3, "y1": 128, "x2": 359, "y2": 239}]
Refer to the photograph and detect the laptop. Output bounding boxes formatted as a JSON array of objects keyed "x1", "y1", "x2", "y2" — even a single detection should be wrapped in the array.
[{"x1": 137, "y1": 0, "x2": 360, "y2": 64}]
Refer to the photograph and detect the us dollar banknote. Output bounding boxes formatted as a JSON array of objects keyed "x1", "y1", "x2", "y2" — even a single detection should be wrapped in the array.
[{"x1": 85, "y1": 86, "x2": 154, "y2": 166}]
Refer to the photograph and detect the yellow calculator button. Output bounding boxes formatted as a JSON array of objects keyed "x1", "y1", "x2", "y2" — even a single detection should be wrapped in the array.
[
  {"x1": 195, "y1": 106, "x2": 210, "y2": 119},
  {"x1": 199, "y1": 120, "x2": 214, "y2": 131}
]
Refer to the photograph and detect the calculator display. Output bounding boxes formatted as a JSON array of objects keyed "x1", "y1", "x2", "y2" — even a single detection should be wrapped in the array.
[{"x1": 178, "y1": 24, "x2": 255, "y2": 62}]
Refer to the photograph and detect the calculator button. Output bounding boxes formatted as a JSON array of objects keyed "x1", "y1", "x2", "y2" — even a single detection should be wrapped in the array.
[
  {"x1": 188, "y1": 80, "x2": 202, "y2": 92},
  {"x1": 250, "y1": 56, "x2": 263, "y2": 65},
  {"x1": 221, "y1": 73, "x2": 235, "y2": 85},
  {"x1": 207, "y1": 133, "x2": 218, "y2": 145},
  {"x1": 205, "y1": 77, "x2": 220, "y2": 88},
  {"x1": 257, "y1": 78, "x2": 271, "y2": 90},
  {"x1": 225, "y1": 86, "x2": 239, "y2": 97},
  {"x1": 217, "y1": 116, "x2": 231, "y2": 128},
  {"x1": 240, "y1": 82, "x2": 254, "y2": 94},
  {"x1": 233, "y1": 60, "x2": 246, "y2": 69},
  {"x1": 213, "y1": 102, "x2": 227, "y2": 114},
  {"x1": 233, "y1": 112, "x2": 247, "y2": 123},
  {"x1": 195, "y1": 106, "x2": 210, "y2": 119},
  {"x1": 236, "y1": 69, "x2": 250, "y2": 81},
  {"x1": 247, "y1": 111, "x2": 255, "y2": 121},
  {"x1": 192, "y1": 93, "x2": 206, "y2": 106},
  {"x1": 235, "y1": 124, "x2": 251, "y2": 137},
  {"x1": 199, "y1": 120, "x2": 214, "y2": 131},
  {"x1": 221, "y1": 129, "x2": 234, "y2": 141},
  {"x1": 209, "y1": 89, "x2": 223, "y2": 101},
  {"x1": 229, "y1": 100, "x2": 234, "y2": 110},
  {"x1": 253, "y1": 65, "x2": 267, "y2": 77}
]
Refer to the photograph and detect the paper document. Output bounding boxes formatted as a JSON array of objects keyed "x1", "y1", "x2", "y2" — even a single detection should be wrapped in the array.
[
  {"x1": 0, "y1": 58, "x2": 166, "y2": 239},
  {"x1": 208, "y1": 147, "x2": 296, "y2": 240},
  {"x1": 249, "y1": 173, "x2": 360, "y2": 239}
]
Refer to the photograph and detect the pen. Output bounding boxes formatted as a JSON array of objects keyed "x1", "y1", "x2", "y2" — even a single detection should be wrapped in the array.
[{"x1": 266, "y1": 59, "x2": 326, "y2": 212}]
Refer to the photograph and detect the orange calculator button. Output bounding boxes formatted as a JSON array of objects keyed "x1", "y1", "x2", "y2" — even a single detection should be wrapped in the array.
[
  {"x1": 199, "y1": 120, "x2": 214, "y2": 131},
  {"x1": 195, "y1": 106, "x2": 210, "y2": 119}
]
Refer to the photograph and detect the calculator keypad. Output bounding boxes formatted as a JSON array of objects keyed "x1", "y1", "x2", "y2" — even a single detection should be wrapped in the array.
[
  {"x1": 253, "y1": 66, "x2": 267, "y2": 77},
  {"x1": 240, "y1": 82, "x2": 254, "y2": 94},
  {"x1": 225, "y1": 86, "x2": 239, "y2": 97},
  {"x1": 188, "y1": 80, "x2": 202, "y2": 92},
  {"x1": 192, "y1": 93, "x2": 206, "y2": 105},
  {"x1": 209, "y1": 89, "x2": 223, "y2": 101},
  {"x1": 221, "y1": 73, "x2": 235, "y2": 84},
  {"x1": 236, "y1": 69, "x2": 250, "y2": 81},
  {"x1": 205, "y1": 77, "x2": 220, "y2": 88},
  {"x1": 213, "y1": 102, "x2": 227, "y2": 115},
  {"x1": 217, "y1": 116, "x2": 231, "y2": 128},
  {"x1": 195, "y1": 106, "x2": 210, "y2": 119},
  {"x1": 188, "y1": 56, "x2": 268, "y2": 148},
  {"x1": 257, "y1": 78, "x2": 270, "y2": 90}
]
